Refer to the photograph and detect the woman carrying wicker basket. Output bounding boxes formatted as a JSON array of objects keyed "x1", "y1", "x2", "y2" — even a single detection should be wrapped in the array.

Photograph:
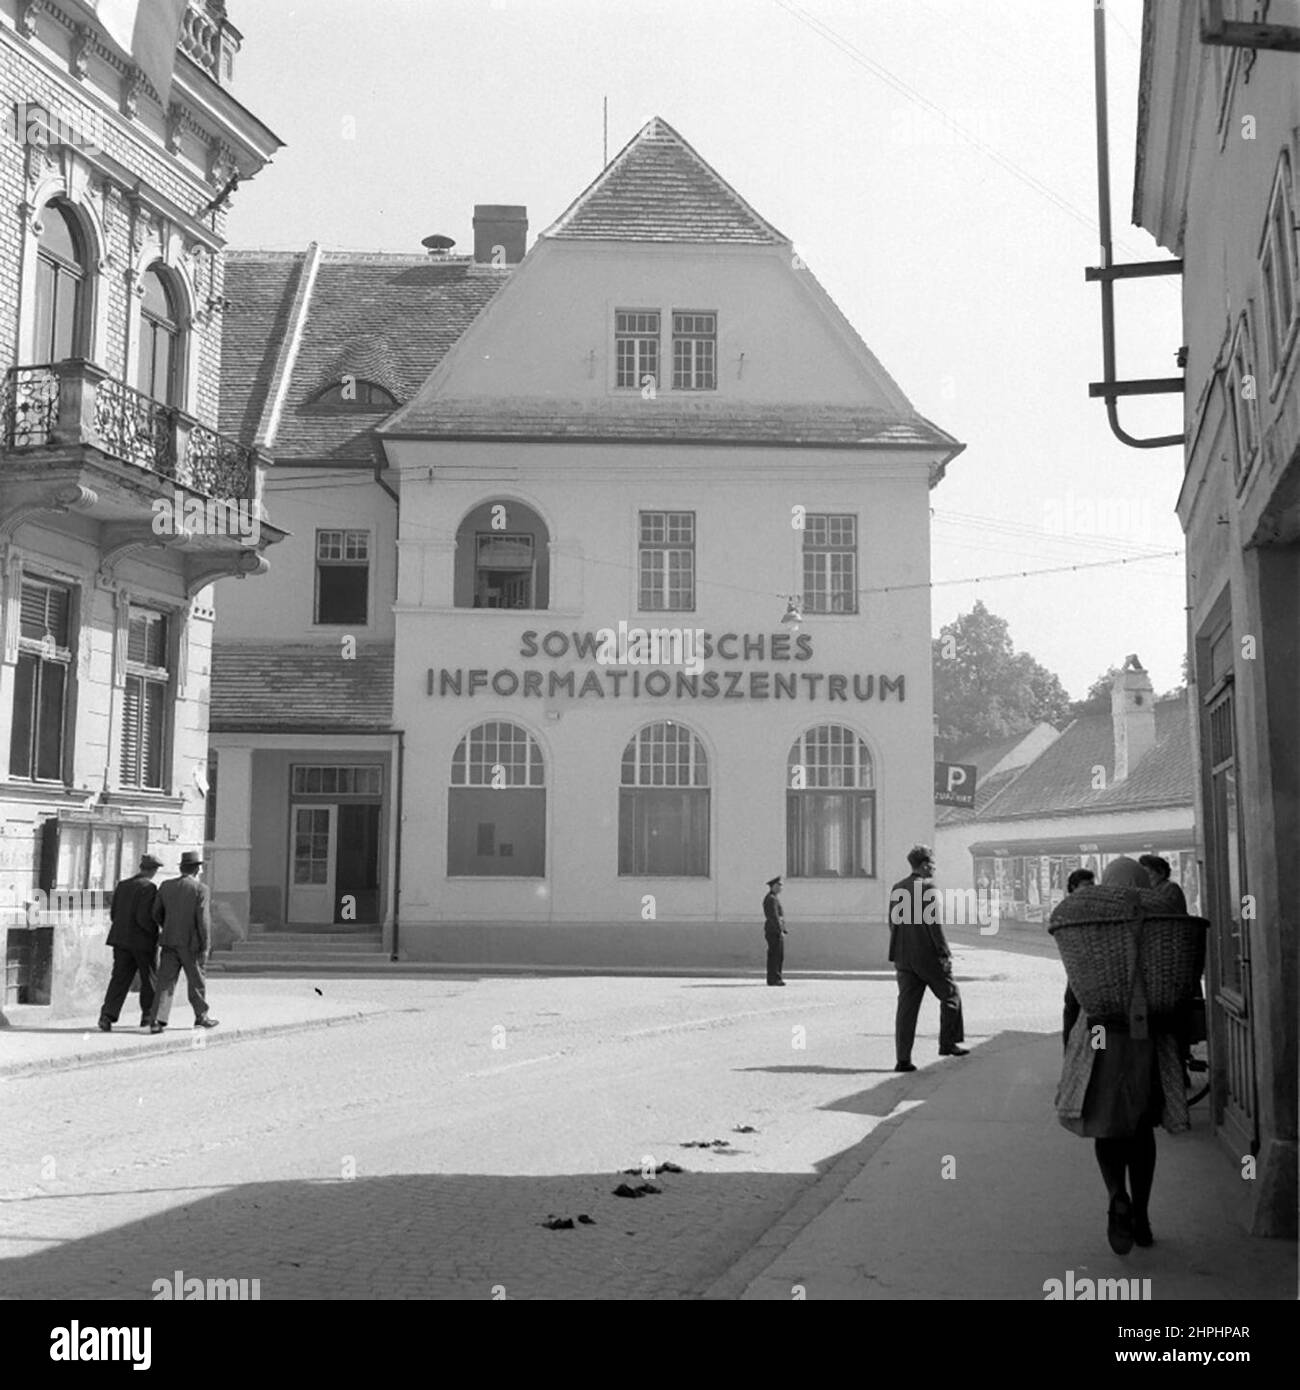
[{"x1": 1050, "y1": 856, "x2": 1207, "y2": 1255}]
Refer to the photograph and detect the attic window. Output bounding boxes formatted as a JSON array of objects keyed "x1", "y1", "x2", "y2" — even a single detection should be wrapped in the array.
[{"x1": 310, "y1": 379, "x2": 398, "y2": 407}]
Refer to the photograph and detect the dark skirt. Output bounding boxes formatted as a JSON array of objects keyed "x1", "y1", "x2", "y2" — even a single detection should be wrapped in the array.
[{"x1": 1063, "y1": 1024, "x2": 1165, "y2": 1139}]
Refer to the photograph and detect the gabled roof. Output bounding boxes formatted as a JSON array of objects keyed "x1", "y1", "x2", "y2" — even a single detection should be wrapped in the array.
[
  {"x1": 209, "y1": 643, "x2": 393, "y2": 731},
  {"x1": 220, "y1": 251, "x2": 507, "y2": 463},
  {"x1": 975, "y1": 695, "x2": 1193, "y2": 821},
  {"x1": 542, "y1": 116, "x2": 789, "y2": 245}
]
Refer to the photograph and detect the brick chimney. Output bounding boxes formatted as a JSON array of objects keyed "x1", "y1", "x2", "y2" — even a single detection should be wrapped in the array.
[
  {"x1": 1111, "y1": 655, "x2": 1156, "y2": 782},
  {"x1": 473, "y1": 205, "x2": 527, "y2": 265}
]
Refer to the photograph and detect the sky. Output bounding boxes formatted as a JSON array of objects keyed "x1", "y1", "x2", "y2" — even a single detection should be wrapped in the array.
[{"x1": 222, "y1": 0, "x2": 1187, "y2": 702}]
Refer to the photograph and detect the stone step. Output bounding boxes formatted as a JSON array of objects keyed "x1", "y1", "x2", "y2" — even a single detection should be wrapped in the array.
[{"x1": 233, "y1": 936, "x2": 383, "y2": 953}]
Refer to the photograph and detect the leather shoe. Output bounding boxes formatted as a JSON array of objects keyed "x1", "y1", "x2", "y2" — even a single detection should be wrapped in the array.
[
  {"x1": 149, "y1": 1023, "x2": 166, "y2": 1034},
  {"x1": 1133, "y1": 1216, "x2": 1154, "y2": 1248},
  {"x1": 894, "y1": 1061, "x2": 917, "y2": 1072},
  {"x1": 939, "y1": 1045, "x2": 970, "y2": 1057},
  {"x1": 767, "y1": 980, "x2": 785, "y2": 987},
  {"x1": 97, "y1": 1018, "x2": 111, "y2": 1033},
  {"x1": 195, "y1": 1016, "x2": 220, "y2": 1028},
  {"x1": 1107, "y1": 1193, "x2": 1134, "y2": 1255}
]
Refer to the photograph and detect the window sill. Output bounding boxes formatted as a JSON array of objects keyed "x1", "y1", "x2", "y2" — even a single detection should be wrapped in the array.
[
  {"x1": 102, "y1": 789, "x2": 184, "y2": 810},
  {"x1": 0, "y1": 781, "x2": 93, "y2": 803}
]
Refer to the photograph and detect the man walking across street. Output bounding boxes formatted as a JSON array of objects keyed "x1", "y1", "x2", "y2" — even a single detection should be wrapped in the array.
[
  {"x1": 97, "y1": 853, "x2": 163, "y2": 1032},
  {"x1": 149, "y1": 850, "x2": 219, "y2": 1034},
  {"x1": 890, "y1": 844, "x2": 967, "y2": 1071}
]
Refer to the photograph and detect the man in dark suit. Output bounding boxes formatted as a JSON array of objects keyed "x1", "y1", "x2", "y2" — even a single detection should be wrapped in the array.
[
  {"x1": 889, "y1": 844, "x2": 967, "y2": 1071},
  {"x1": 763, "y1": 875, "x2": 787, "y2": 986},
  {"x1": 97, "y1": 853, "x2": 163, "y2": 1032},
  {"x1": 149, "y1": 850, "x2": 219, "y2": 1034}
]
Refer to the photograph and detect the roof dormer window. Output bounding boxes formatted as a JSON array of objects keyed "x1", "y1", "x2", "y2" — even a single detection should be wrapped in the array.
[{"x1": 310, "y1": 378, "x2": 398, "y2": 407}]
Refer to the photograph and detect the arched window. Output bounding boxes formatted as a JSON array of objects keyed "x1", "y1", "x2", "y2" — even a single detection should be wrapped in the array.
[
  {"x1": 454, "y1": 499, "x2": 550, "y2": 610},
  {"x1": 34, "y1": 201, "x2": 87, "y2": 362},
  {"x1": 787, "y1": 725, "x2": 875, "y2": 878},
  {"x1": 619, "y1": 722, "x2": 709, "y2": 876},
  {"x1": 311, "y1": 379, "x2": 398, "y2": 406},
  {"x1": 137, "y1": 265, "x2": 181, "y2": 405},
  {"x1": 448, "y1": 721, "x2": 545, "y2": 876}
]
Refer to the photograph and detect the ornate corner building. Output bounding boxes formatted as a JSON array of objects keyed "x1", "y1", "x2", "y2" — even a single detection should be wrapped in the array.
[{"x1": 0, "y1": 0, "x2": 284, "y2": 1016}]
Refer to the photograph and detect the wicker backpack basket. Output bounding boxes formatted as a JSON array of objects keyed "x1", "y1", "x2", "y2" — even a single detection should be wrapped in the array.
[{"x1": 1048, "y1": 884, "x2": 1208, "y2": 1016}]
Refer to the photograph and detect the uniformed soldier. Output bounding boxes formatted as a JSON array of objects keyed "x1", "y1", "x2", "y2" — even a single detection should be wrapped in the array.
[{"x1": 763, "y1": 875, "x2": 787, "y2": 986}]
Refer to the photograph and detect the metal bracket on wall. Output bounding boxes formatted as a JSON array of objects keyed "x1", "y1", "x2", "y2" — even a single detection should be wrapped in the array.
[
  {"x1": 1089, "y1": 2, "x2": 1186, "y2": 450},
  {"x1": 1201, "y1": 0, "x2": 1300, "y2": 51}
]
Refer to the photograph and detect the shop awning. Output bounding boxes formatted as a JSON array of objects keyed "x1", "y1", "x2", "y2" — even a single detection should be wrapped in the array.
[{"x1": 968, "y1": 829, "x2": 1195, "y2": 858}]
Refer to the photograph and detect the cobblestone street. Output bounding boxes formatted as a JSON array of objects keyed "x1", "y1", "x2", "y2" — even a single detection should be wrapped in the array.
[{"x1": 0, "y1": 943, "x2": 1062, "y2": 1299}]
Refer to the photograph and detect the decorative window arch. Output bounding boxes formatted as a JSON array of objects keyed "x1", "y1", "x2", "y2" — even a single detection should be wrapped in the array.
[
  {"x1": 310, "y1": 379, "x2": 398, "y2": 406},
  {"x1": 137, "y1": 263, "x2": 183, "y2": 406},
  {"x1": 787, "y1": 725, "x2": 876, "y2": 878},
  {"x1": 619, "y1": 721, "x2": 710, "y2": 876},
  {"x1": 448, "y1": 721, "x2": 546, "y2": 876},
  {"x1": 454, "y1": 498, "x2": 551, "y2": 610},
  {"x1": 33, "y1": 200, "x2": 89, "y2": 362}
]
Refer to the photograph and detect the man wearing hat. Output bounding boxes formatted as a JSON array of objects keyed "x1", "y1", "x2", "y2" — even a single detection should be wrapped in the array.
[
  {"x1": 148, "y1": 850, "x2": 219, "y2": 1033},
  {"x1": 763, "y1": 876, "x2": 787, "y2": 986},
  {"x1": 97, "y1": 853, "x2": 163, "y2": 1032},
  {"x1": 889, "y1": 844, "x2": 967, "y2": 1070}
]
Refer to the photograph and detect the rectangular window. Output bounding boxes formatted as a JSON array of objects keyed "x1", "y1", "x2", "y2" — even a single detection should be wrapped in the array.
[
  {"x1": 1228, "y1": 313, "x2": 1260, "y2": 487},
  {"x1": 618, "y1": 788, "x2": 710, "y2": 876},
  {"x1": 615, "y1": 309, "x2": 659, "y2": 390},
  {"x1": 786, "y1": 790, "x2": 875, "y2": 877},
  {"x1": 638, "y1": 511, "x2": 695, "y2": 611},
  {"x1": 120, "y1": 606, "x2": 169, "y2": 791},
  {"x1": 672, "y1": 311, "x2": 716, "y2": 390},
  {"x1": 8, "y1": 578, "x2": 72, "y2": 781},
  {"x1": 204, "y1": 752, "x2": 218, "y2": 842},
  {"x1": 474, "y1": 533, "x2": 534, "y2": 609},
  {"x1": 291, "y1": 765, "x2": 383, "y2": 796},
  {"x1": 1260, "y1": 152, "x2": 1298, "y2": 386},
  {"x1": 802, "y1": 514, "x2": 858, "y2": 614},
  {"x1": 315, "y1": 528, "x2": 369, "y2": 625}
]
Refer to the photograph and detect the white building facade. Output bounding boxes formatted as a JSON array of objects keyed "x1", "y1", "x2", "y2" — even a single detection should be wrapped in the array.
[{"x1": 376, "y1": 119, "x2": 962, "y2": 968}]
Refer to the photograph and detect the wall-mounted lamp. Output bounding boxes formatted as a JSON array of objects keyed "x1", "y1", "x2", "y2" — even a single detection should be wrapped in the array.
[{"x1": 780, "y1": 596, "x2": 803, "y2": 631}]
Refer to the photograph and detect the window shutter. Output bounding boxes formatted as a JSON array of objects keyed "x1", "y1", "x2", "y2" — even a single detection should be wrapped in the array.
[
  {"x1": 142, "y1": 680, "x2": 164, "y2": 787},
  {"x1": 127, "y1": 608, "x2": 167, "y2": 667},
  {"x1": 20, "y1": 581, "x2": 69, "y2": 646},
  {"x1": 120, "y1": 675, "x2": 141, "y2": 785}
]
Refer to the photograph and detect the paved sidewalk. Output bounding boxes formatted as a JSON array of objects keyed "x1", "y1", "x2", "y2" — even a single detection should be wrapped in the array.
[
  {"x1": 0, "y1": 987, "x2": 398, "y2": 1079},
  {"x1": 707, "y1": 1030, "x2": 1295, "y2": 1301}
]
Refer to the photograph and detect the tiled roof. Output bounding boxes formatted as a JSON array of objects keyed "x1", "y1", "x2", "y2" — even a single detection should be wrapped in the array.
[
  {"x1": 542, "y1": 117, "x2": 788, "y2": 245},
  {"x1": 379, "y1": 396, "x2": 957, "y2": 451},
  {"x1": 977, "y1": 696, "x2": 1193, "y2": 820},
  {"x1": 937, "y1": 731, "x2": 1032, "y2": 777},
  {"x1": 220, "y1": 252, "x2": 506, "y2": 462},
  {"x1": 209, "y1": 644, "x2": 393, "y2": 730},
  {"x1": 219, "y1": 255, "x2": 303, "y2": 445}
]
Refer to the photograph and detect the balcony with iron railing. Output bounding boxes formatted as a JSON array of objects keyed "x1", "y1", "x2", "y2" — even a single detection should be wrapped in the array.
[{"x1": 2, "y1": 361, "x2": 262, "y2": 506}]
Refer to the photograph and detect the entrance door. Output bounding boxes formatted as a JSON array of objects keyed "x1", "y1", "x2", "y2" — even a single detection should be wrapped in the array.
[
  {"x1": 335, "y1": 803, "x2": 380, "y2": 922},
  {"x1": 289, "y1": 804, "x2": 336, "y2": 923},
  {"x1": 1206, "y1": 682, "x2": 1259, "y2": 1155}
]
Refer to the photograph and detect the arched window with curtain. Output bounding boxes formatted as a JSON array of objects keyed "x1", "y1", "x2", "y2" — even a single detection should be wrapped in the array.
[
  {"x1": 33, "y1": 201, "x2": 88, "y2": 363},
  {"x1": 787, "y1": 725, "x2": 876, "y2": 877},
  {"x1": 137, "y1": 265, "x2": 181, "y2": 405},
  {"x1": 619, "y1": 722, "x2": 710, "y2": 876},
  {"x1": 447, "y1": 721, "x2": 546, "y2": 876}
]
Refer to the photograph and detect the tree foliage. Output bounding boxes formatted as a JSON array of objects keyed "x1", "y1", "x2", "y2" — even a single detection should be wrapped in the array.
[{"x1": 932, "y1": 601, "x2": 1072, "y2": 745}]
